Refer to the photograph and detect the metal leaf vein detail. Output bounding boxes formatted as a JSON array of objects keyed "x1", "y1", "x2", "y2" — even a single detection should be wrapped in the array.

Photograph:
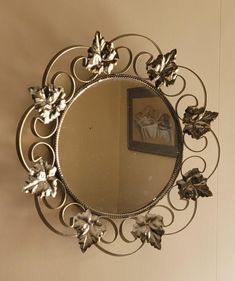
[
  {"x1": 183, "y1": 106, "x2": 218, "y2": 139},
  {"x1": 131, "y1": 213, "x2": 165, "y2": 250},
  {"x1": 177, "y1": 168, "x2": 212, "y2": 200},
  {"x1": 84, "y1": 31, "x2": 119, "y2": 75},
  {"x1": 146, "y1": 49, "x2": 178, "y2": 89},
  {"x1": 71, "y1": 209, "x2": 106, "y2": 253},
  {"x1": 23, "y1": 159, "x2": 57, "y2": 198},
  {"x1": 29, "y1": 85, "x2": 66, "y2": 124}
]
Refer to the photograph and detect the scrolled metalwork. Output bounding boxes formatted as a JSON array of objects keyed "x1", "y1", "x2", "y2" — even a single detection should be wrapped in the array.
[
  {"x1": 163, "y1": 186, "x2": 198, "y2": 235},
  {"x1": 34, "y1": 196, "x2": 77, "y2": 237},
  {"x1": 167, "y1": 186, "x2": 190, "y2": 211},
  {"x1": 16, "y1": 31, "x2": 220, "y2": 257},
  {"x1": 99, "y1": 218, "x2": 119, "y2": 244},
  {"x1": 119, "y1": 217, "x2": 139, "y2": 243},
  {"x1": 61, "y1": 202, "x2": 86, "y2": 228},
  {"x1": 183, "y1": 134, "x2": 208, "y2": 153},
  {"x1": 71, "y1": 56, "x2": 99, "y2": 83},
  {"x1": 133, "y1": 51, "x2": 154, "y2": 79},
  {"x1": 32, "y1": 117, "x2": 59, "y2": 139},
  {"x1": 175, "y1": 93, "x2": 200, "y2": 121},
  {"x1": 159, "y1": 74, "x2": 186, "y2": 98},
  {"x1": 51, "y1": 71, "x2": 76, "y2": 104},
  {"x1": 42, "y1": 179, "x2": 67, "y2": 210},
  {"x1": 164, "y1": 200, "x2": 198, "y2": 236},
  {"x1": 114, "y1": 46, "x2": 132, "y2": 73},
  {"x1": 30, "y1": 142, "x2": 56, "y2": 166},
  {"x1": 147, "y1": 205, "x2": 175, "y2": 228}
]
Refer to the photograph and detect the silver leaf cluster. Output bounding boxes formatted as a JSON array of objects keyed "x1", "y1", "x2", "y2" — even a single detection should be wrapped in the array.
[
  {"x1": 23, "y1": 159, "x2": 57, "y2": 198},
  {"x1": 71, "y1": 209, "x2": 106, "y2": 252},
  {"x1": 177, "y1": 168, "x2": 212, "y2": 200},
  {"x1": 29, "y1": 85, "x2": 66, "y2": 124},
  {"x1": 132, "y1": 213, "x2": 165, "y2": 249},
  {"x1": 85, "y1": 31, "x2": 119, "y2": 75},
  {"x1": 146, "y1": 49, "x2": 178, "y2": 89}
]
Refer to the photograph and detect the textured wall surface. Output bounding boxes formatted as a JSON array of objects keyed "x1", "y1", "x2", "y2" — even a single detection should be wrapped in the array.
[{"x1": 0, "y1": 0, "x2": 234, "y2": 280}]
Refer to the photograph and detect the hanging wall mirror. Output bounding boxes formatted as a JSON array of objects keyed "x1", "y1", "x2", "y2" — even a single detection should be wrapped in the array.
[{"x1": 17, "y1": 32, "x2": 219, "y2": 255}]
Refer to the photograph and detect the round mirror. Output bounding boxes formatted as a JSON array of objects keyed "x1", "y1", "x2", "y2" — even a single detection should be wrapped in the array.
[{"x1": 56, "y1": 75, "x2": 182, "y2": 216}]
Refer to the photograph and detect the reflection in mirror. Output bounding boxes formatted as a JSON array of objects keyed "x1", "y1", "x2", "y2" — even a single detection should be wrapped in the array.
[{"x1": 56, "y1": 76, "x2": 182, "y2": 215}]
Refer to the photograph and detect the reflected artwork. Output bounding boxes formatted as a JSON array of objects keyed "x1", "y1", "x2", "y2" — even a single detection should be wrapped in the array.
[{"x1": 128, "y1": 87, "x2": 178, "y2": 157}]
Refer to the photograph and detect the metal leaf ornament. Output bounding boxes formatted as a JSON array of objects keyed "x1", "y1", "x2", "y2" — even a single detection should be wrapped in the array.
[
  {"x1": 177, "y1": 168, "x2": 212, "y2": 200},
  {"x1": 23, "y1": 159, "x2": 57, "y2": 198},
  {"x1": 183, "y1": 106, "x2": 218, "y2": 139},
  {"x1": 146, "y1": 49, "x2": 178, "y2": 89},
  {"x1": 71, "y1": 209, "x2": 106, "y2": 253},
  {"x1": 131, "y1": 213, "x2": 165, "y2": 250},
  {"x1": 29, "y1": 85, "x2": 66, "y2": 124},
  {"x1": 85, "y1": 31, "x2": 119, "y2": 75}
]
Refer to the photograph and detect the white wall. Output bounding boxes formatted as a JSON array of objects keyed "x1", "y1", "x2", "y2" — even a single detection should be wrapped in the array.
[{"x1": 0, "y1": 0, "x2": 234, "y2": 280}]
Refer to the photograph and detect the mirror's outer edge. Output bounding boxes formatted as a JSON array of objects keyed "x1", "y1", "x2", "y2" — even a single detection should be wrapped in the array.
[{"x1": 54, "y1": 74, "x2": 184, "y2": 219}]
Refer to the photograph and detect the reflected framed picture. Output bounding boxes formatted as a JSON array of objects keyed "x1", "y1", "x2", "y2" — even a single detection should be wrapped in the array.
[{"x1": 127, "y1": 87, "x2": 178, "y2": 157}]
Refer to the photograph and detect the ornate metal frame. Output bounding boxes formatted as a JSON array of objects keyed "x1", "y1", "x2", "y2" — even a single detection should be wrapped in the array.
[{"x1": 16, "y1": 32, "x2": 220, "y2": 256}]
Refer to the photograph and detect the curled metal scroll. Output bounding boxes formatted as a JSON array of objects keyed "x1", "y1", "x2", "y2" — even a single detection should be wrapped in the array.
[{"x1": 16, "y1": 31, "x2": 220, "y2": 257}]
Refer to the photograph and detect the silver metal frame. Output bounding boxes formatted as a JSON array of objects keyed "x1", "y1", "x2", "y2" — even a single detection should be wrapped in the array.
[{"x1": 16, "y1": 32, "x2": 220, "y2": 256}]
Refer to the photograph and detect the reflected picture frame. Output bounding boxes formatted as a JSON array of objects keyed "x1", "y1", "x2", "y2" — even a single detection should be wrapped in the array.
[{"x1": 128, "y1": 87, "x2": 178, "y2": 157}]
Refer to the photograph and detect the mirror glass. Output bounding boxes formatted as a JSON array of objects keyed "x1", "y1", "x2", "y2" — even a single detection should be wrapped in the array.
[{"x1": 56, "y1": 76, "x2": 182, "y2": 215}]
